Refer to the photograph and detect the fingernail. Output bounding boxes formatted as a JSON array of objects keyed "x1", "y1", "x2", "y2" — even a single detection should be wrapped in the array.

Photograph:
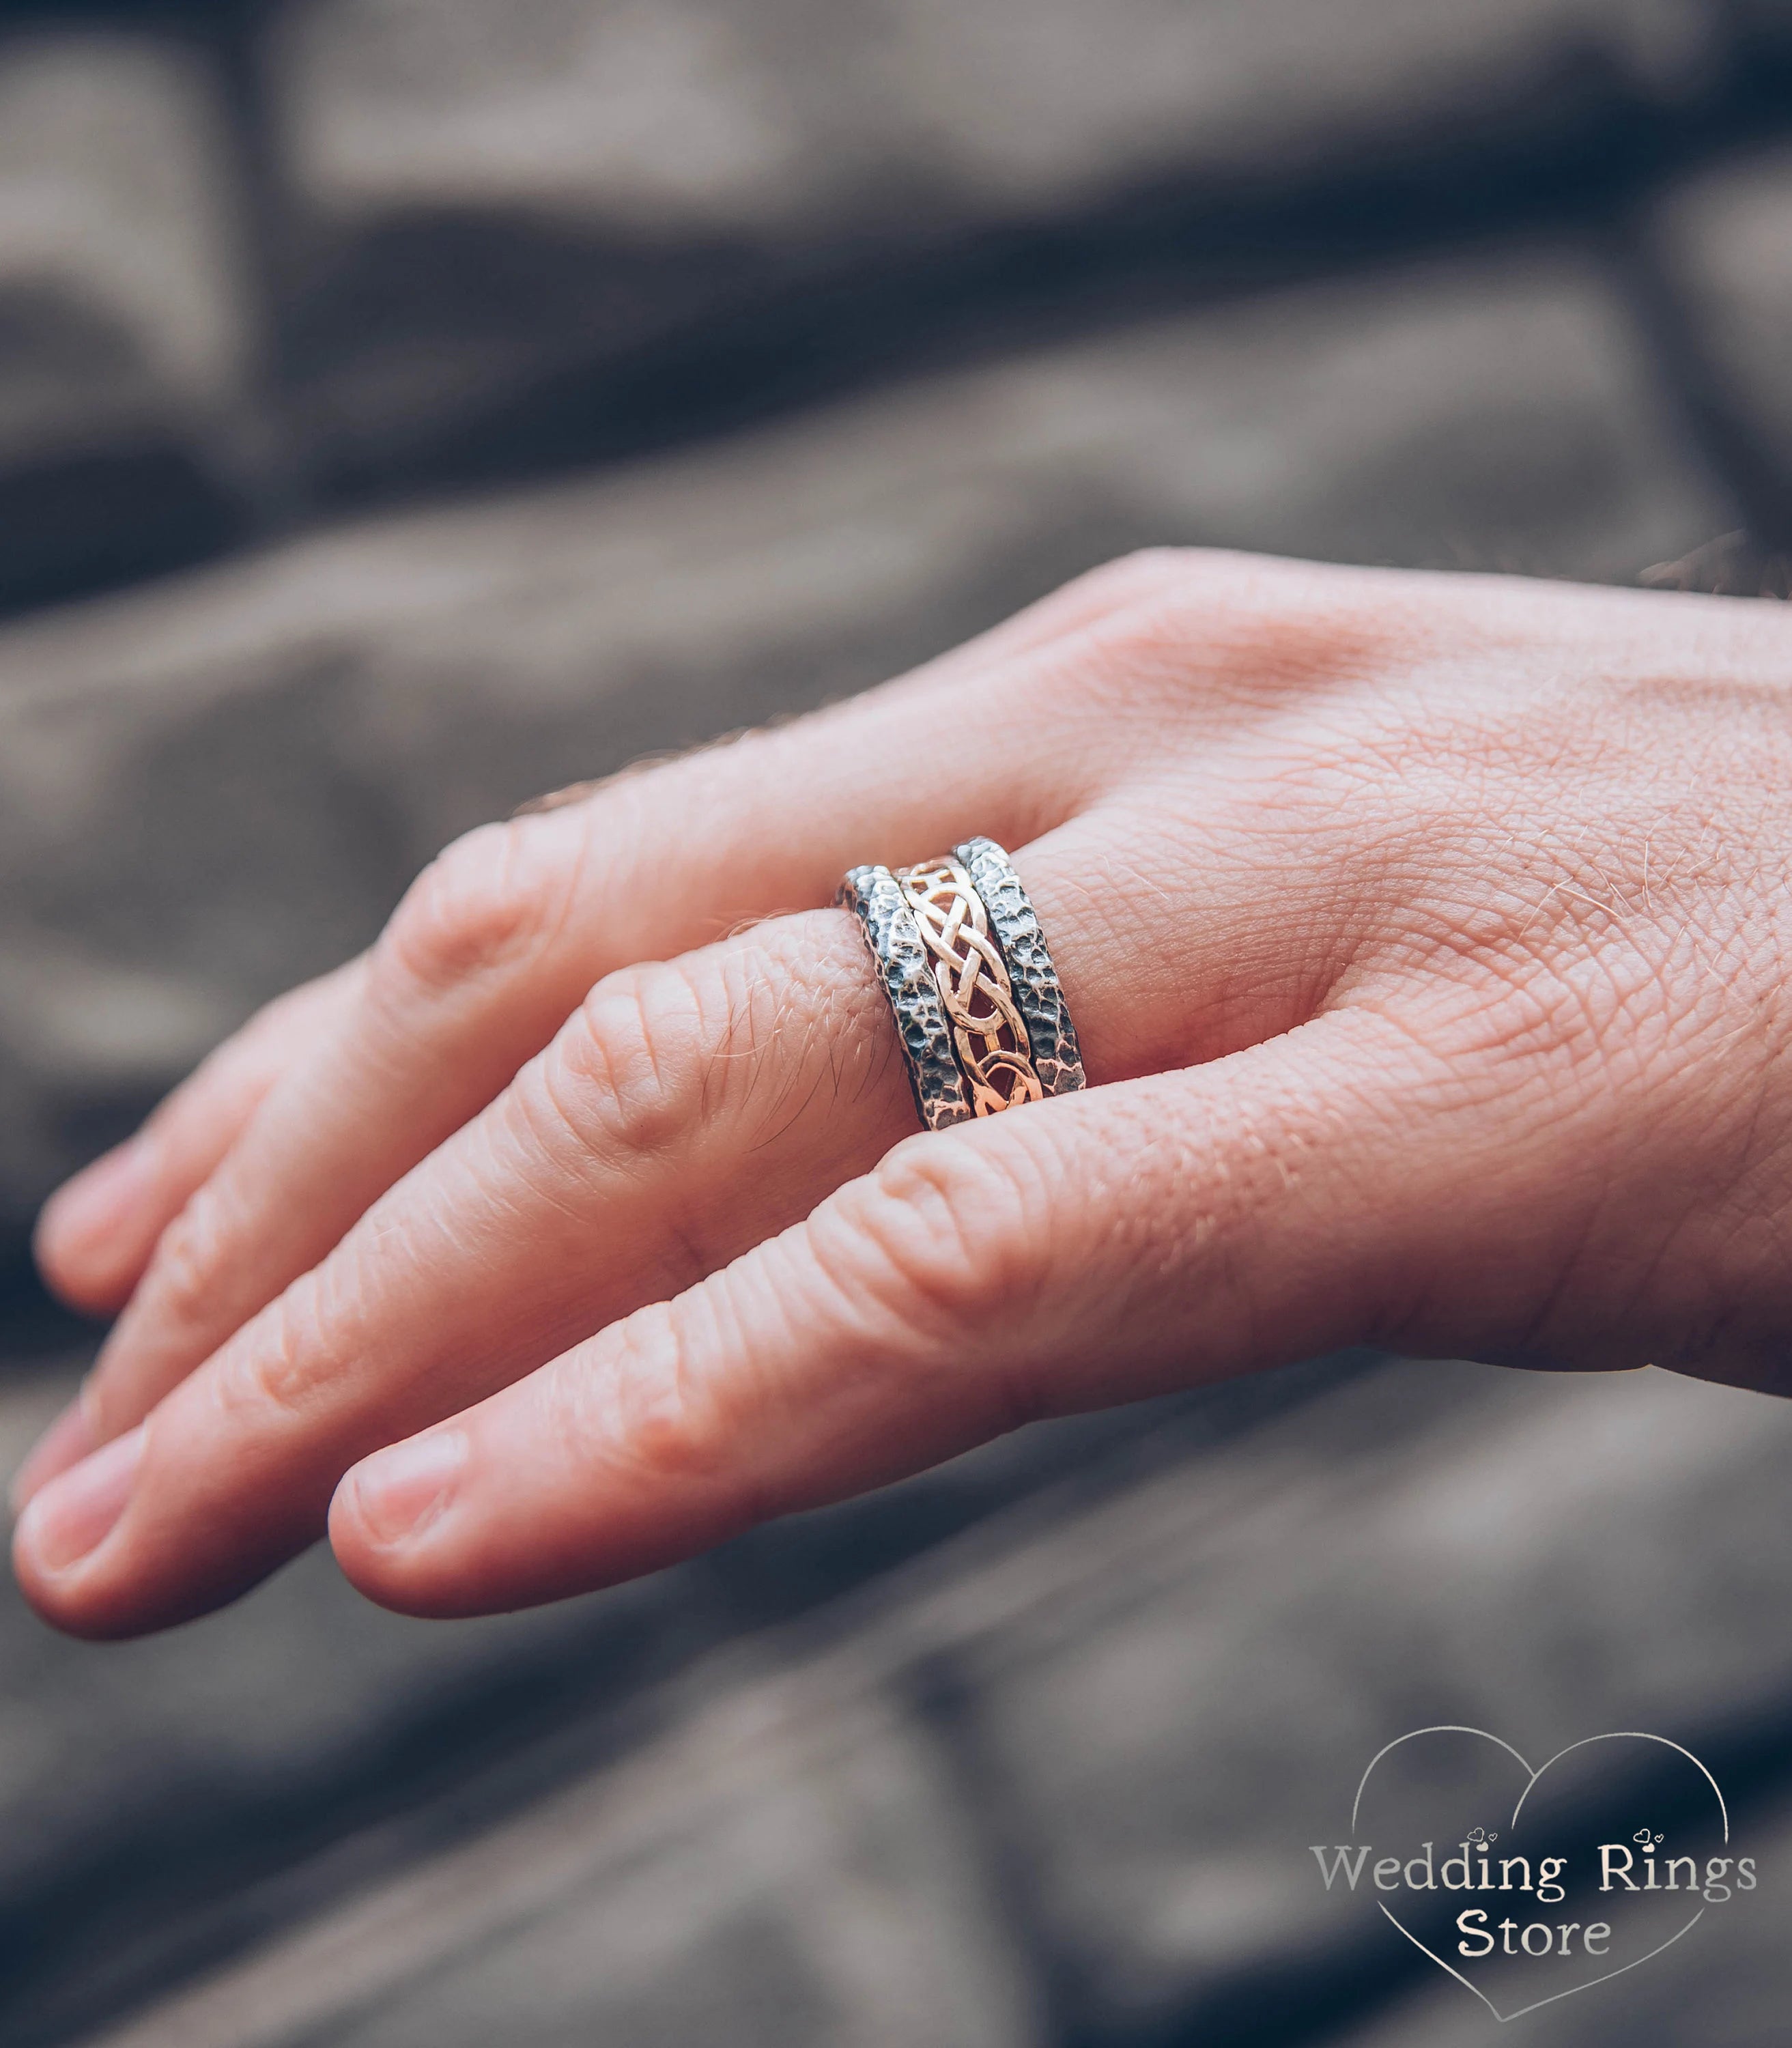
[
  {"x1": 14, "y1": 1425, "x2": 144, "y2": 1576},
  {"x1": 39, "y1": 1137, "x2": 156, "y2": 1257},
  {"x1": 346, "y1": 1432, "x2": 467, "y2": 1548},
  {"x1": 8, "y1": 1399, "x2": 96, "y2": 1517}
]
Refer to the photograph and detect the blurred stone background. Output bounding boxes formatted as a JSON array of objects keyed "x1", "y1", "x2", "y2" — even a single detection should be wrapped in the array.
[{"x1": 1, "y1": 2, "x2": 1791, "y2": 2044}]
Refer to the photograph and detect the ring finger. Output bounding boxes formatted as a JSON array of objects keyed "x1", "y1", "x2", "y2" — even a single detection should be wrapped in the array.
[{"x1": 12, "y1": 809, "x2": 1333, "y2": 1637}]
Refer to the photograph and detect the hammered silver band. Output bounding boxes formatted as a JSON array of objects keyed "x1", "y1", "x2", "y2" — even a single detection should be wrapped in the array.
[
  {"x1": 838, "y1": 863, "x2": 975, "y2": 1130},
  {"x1": 952, "y1": 838, "x2": 1086, "y2": 1099},
  {"x1": 838, "y1": 838, "x2": 1085, "y2": 1131}
]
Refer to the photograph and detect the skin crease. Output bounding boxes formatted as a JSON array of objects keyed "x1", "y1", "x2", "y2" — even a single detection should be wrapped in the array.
[{"x1": 12, "y1": 547, "x2": 1792, "y2": 1636}]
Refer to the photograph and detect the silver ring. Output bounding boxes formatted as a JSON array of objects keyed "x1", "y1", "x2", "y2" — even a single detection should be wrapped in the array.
[
  {"x1": 837, "y1": 863, "x2": 975, "y2": 1130},
  {"x1": 953, "y1": 838, "x2": 1086, "y2": 1100},
  {"x1": 839, "y1": 838, "x2": 1085, "y2": 1129}
]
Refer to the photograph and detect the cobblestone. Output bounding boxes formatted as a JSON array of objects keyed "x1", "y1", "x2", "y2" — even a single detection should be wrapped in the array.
[{"x1": 268, "y1": 0, "x2": 1737, "y2": 481}]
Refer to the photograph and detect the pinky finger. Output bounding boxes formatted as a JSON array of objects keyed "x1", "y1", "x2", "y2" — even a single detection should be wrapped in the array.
[
  {"x1": 16, "y1": 961, "x2": 369, "y2": 1511},
  {"x1": 329, "y1": 1006, "x2": 1513, "y2": 1619},
  {"x1": 33, "y1": 958, "x2": 367, "y2": 1318}
]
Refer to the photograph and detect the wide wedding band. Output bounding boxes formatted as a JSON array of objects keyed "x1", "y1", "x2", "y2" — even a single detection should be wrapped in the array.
[{"x1": 837, "y1": 838, "x2": 1085, "y2": 1132}]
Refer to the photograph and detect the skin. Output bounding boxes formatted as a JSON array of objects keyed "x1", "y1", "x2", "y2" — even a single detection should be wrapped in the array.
[{"x1": 11, "y1": 548, "x2": 1792, "y2": 1638}]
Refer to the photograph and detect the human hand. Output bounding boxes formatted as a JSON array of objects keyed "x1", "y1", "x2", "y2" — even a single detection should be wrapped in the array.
[{"x1": 14, "y1": 550, "x2": 1792, "y2": 1637}]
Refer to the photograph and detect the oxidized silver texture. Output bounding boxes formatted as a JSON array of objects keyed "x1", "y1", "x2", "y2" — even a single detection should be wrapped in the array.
[
  {"x1": 838, "y1": 864, "x2": 975, "y2": 1131},
  {"x1": 954, "y1": 837, "x2": 1087, "y2": 1098}
]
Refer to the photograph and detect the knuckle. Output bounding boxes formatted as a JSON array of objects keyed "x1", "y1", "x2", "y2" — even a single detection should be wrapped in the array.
[
  {"x1": 212, "y1": 1264, "x2": 351, "y2": 1427},
  {"x1": 141, "y1": 1186, "x2": 232, "y2": 1337},
  {"x1": 376, "y1": 819, "x2": 575, "y2": 994},
  {"x1": 1074, "y1": 545, "x2": 1201, "y2": 609},
  {"x1": 213, "y1": 1296, "x2": 311, "y2": 1427},
  {"x1": 1059, "y1": 552, "x2": 1358, "y2": 717},
  {"x1": 547, "y1": 957, "x2": 721, "y2": 1165},
  {"x1": 547, "y1": 1303, "x2": 733, "y2": 1492},
  {"x1": 819, "y1": 1131, "x2": 1049, "y2": 1347}
]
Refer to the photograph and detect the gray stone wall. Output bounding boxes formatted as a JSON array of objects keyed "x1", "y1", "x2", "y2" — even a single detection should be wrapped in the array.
[{"x1": 1, "y1": 5, "x2": 1789, "y2": 2045}]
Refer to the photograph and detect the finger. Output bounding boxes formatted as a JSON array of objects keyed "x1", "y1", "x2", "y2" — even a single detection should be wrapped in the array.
[
  {"x1": 10, "y1": 799, "x2": 1335, "y2": 1637},
  {"x1": 324, "y1": 1006, "x2": 1512, "y2": 1619},
  {"x1": 76, "y1": 550, "x2": 1201, "y2": 1446},
  {"x1": 33, "y1": 961, "x2": 367, "y2": 1320},
  {"x1": 12, "y1": 962, "x2": 368, "y2": 1515}
]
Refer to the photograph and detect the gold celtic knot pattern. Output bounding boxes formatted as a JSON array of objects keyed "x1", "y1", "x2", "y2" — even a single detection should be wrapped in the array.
[{"x1": 897, "y1": 858, "x2": 1044, "y2": 1116}]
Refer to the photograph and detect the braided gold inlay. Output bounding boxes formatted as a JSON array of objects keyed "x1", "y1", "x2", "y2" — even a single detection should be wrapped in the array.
[{"x1": 897, "y1": 857, "x2": 1044, "y2": 1116}]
